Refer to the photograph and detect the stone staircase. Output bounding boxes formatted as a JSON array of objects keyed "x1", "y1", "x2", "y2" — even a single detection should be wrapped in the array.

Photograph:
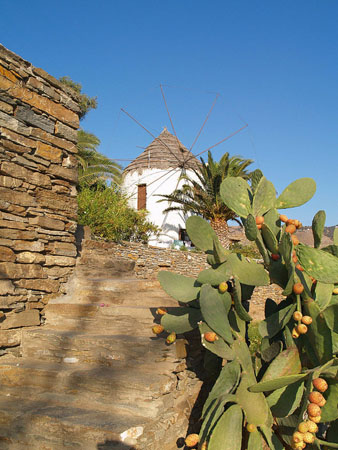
[{"x1": 0, "y1": 243, "x2": 202, "y2": 449}]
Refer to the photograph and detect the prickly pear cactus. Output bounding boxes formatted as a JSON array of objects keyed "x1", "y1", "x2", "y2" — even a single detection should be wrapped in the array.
[{"x1": 153, "y1": 174, "x2": 338, "y2": 450}]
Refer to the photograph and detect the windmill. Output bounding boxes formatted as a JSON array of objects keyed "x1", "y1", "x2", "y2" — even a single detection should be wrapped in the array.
[{"x1": 121, "y1": 85, "x2": 248, "y2": 248}]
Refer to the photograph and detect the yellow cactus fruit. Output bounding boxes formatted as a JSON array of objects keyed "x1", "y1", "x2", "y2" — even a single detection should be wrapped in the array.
[
  {"x1": 246, "y1": 423, "x2": 257, "y2": 433},
  {"x1": 308, "y1": 415, "x2": 321, "y2": 424},
  {"x1": 185, "y1": 434, "x2": 199, "y2": 448},
  {"x1": 201, "y1": 442, "x2": 208, "y2": 450},
  {"x1": 292, "y1": 327, "x2": 300, "y2": 339},
  {"x1": 298, "y1": 421, "x2": 309, "y2": 433},
  {"x1": 309, "y1": 391, "x2": 325, "y2": 406},
  {"x1": 301, "y1": 315, "x2": 312, "y2": 325},
  {"x1": 152, "y1": 325, "x2": 164, "y2": 335},
  {"x1": 292, "y1": 431, "x2": 304, "y2": 443},
  {"x1": 166, "y1": 332, "x2": 176, "y2": 344},
  {"x1": 297, "y1": 324, "x2": 308, "y2": 335},
  {"x1": 303, "y1": 432, "x2": 315, "y2": 444},
  {"x1": 332, "y1": 287, "x2": 338, "y2": 294},
  {"x1": 293, "y1": 311, "x2": 303, "y2": 321},
  {"x1": 218, "y1": 281, "x2": 228, "y2": 293},
  {"x1": 156, "y1": 307, "x2": 167, "y2": 315},
  {"x1": 307, "y1": 420, "x2": 318, "y2": 433},
  {"x1": 307, "y1": 403, "x2": 321, "y2": 417},
  {"x1": 292, "y1": 442, "x2": 306, "y2": 450},
  {"x1": 312, "y1": 377, "x2": 328, "y2": 392},
  {"x1": 204, "y1": 332, "x2": 218, "y2": 343}
]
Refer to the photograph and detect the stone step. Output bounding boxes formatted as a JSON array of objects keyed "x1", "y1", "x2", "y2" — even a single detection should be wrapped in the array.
[
  {"x1": 0, "y1": 358, "x2": 178, "y2": 404},
  {"x1": 22, "y1": 328, "x2": 179, "y2": 366},
  {"x1": 0, "y1": 389, "x2": 150, "y2": 449}
]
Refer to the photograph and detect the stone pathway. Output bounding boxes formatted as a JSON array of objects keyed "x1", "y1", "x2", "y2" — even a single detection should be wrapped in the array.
[{"x1": 0, "y1": 244, "x2": 202, "y2": 449}]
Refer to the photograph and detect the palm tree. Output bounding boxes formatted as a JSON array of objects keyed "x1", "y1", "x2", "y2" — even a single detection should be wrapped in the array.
[
  {"x1": 77, "y1": 129, "x2": 122, "y2": 189},
  {"x1": 158, "y1": 151, "x2": 253, "y2": 248}
]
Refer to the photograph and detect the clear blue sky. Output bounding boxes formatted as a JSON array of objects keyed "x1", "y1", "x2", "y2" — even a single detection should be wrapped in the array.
[{"x1": 2, "y1": 0, "x2": 338, "y2": 225}]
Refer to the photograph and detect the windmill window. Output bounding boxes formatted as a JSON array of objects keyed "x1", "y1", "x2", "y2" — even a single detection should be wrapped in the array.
[{"x1": 137, "y1": 184, "x2": 147, "y2": 210}]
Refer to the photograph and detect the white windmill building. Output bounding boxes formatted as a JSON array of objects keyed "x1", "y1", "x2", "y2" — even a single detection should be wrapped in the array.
[{"x1": 122, "y1": 128, "x2": 200, "y2": 248}]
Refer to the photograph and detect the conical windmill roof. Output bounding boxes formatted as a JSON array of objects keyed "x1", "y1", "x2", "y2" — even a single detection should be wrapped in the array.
[{"x1": 124, "y1": 128, "x2": 200, "y2": 173}]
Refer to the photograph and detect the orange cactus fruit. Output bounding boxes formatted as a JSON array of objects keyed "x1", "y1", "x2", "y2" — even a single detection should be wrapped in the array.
[
  {"x1": 308, "y1": 415, "x2": 321, "y2": 424},
  {"x1": 297, "y1": 324, "x2": 308, "y2": 334},
  {"x1": 298, "y1": 421, "x2": 309, "y2": 433},
  {"x1": 185, "y1": 434, "x2": 199, "y2": 447},
  {"x1": 166, "y1": 332, "x2": 176, "y2": 344},
  {"x1": 292, "y1": 327, "x2": 300, "y2": 338},
  {"x1": 312, "y1": 377, "x2": 328, "y2": 393},
  {"x1": 307, "y1": 403, "x2": 321, "y2": 417},
  {"x1": 293, "y1": 311, "x2": 303, "y2": 321},
  {"x1": 204, "y1": 332, "x2": 218, "y2": 343},
  {"x1": 271, "y1": 253, "x2": 280, "y2": 261},
  {"x1": 218, "y1": 281, "x2": 228, "y2": 293},
  {"x1": 307, "y1": 420, "x2": 319, "y2": 433},
  {"x1": 309, "y1": 391, "x2": 325, "y2": 405},
  {"x1": 292, "y1": 431, "x2": 304, "y2": 443},
  {"x1": 257, "y1": 224, "x2": 262, "y2": 229},
  {"x1": 286, "y1": 224, "x2": 297, "y2": 234},
  {"x1": 152, "y1": 325, "x2": 164, "y2": 335},
  {"x1": 301, "y1": 315, "x2": 312, "y2": 325},
  {"x1": 303, "y1": 432, "x2": 315, "y2": 444},
  {"x1": 296, "y1": 264, "x2": 304, "y2": 272},
  {"x1": 293, "y1": 283, "x2": 304, "y2": 295},
  {"x1": 156, "y1": 307, "x2": 167, "y2": 315},
  {"x1": 292, "y1": 254, "x2": 298, "y2": 263},
  {"x1": 246, "y1": 423, "x2": 257, "y2": 433},
  {"x1": 332, "y1": 287, "x2": 338, "y2": 294},
  {"x1": 255, "y1": 216, "x2": 264, "y2": 225},
  {"x1": 280, "y1": 214, "x2": 288, "y2": 223},
  {"x1": 291, "y1": 235, "x2": 300, "y2": 245},
  {"x1": 200, "y1": 442, "x2": 208, "y2": 450}
]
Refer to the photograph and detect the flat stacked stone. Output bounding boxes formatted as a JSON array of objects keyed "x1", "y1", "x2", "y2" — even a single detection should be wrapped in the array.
[{"x1": 0, "y1": 44, "x2": 80, "y2": 350}]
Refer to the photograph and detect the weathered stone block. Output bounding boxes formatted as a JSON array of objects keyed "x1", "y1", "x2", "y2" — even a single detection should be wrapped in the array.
[
  {"x1": 15, "y1": 278, "x2": 59, "y2": 293},
  {"x1": 0, "y1": 137, "x2": 30, "y2": 154},
  {"x1": 0, "y1": 187, "x2": 37, "y2": 206},
  {"x1": 0, "y1": 212, "x2": 27, "y2": 223},
  {"x1": 15, "y1": 106, "x2": 55, "y2": 134},
  {"x1": 12, "y1": 154, "x2": 38, "y2": 169},
  {"x1": 0, "y1": 110, "x2": 32, "y2": 136},
  {"x1": 29, "y1": 216, "x2": 65, "y2": 231},
  {"x1": 0, "y1": 329, "x2": 21, "y2": 347},
  {"x1": 30, "y1": 128, "x2": 77, "y2": 153},
  {"x1": 0, "y1": 229, "x2": 37, "y2": 240},
  {"x1": 0, "y1": 64, "x2": 18, "y2": 83},
  {"x1": 49, "y1": 164, "x2": 78, "y2": 183},
  {"x1": 0, "y1": 279, "x2": 15, "y2": 295},
  {"x1": 44, "y1": 255, "x2": 76, "y2": 266},
  {"x1": 54, "y1": 121, "x2": 78, "y2": 142},
  {"x1": 0, "y1": 100, "x2": 13, "y2": 114},
  {"x1": 36, "y1": 189, "x2": 77, "y2": 218},
  {"x1": 0, "y1": 262, "x2": 46, "y2": 279},
  {"x1": 47, "y1": 241, "x2": 77, "y2": 257},
  {"x1": 0, "y1": 246, "x2": 16, "y2": 262},
  {"x1": 0, "y1": 310, "x2": 40, "y2": 329},
  {"x1": 16, "y1": 252, "x2": 46, "y2": 264},
  {"x1": 12, "y1": 240, "x2": 44, "y2": 252},
  {"x1": 35, "y1": 142, "x2": 62, "y2": 163},
  {"x1": 0, "y1": 127, "x2": 37, "y2": 148},
  {"x1": 0, "y1": 219, "x2": 26, "y2": 230},
  {"x1": 0, "y1": 175, "x2": 23, "y2": 189}
]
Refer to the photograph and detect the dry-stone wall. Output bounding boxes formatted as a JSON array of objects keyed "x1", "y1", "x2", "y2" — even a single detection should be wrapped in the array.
[{"x1": 0, "y1": 44, "x2": 80, "y2": 348}]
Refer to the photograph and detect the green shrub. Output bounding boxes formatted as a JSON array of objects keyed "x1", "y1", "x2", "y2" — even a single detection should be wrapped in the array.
[
  {"x1": 78, "y1": 187, "x2": 159, "y2": 243},
  {"x1": 230, "y1": 242, "x2": 261, "y2": 259}
]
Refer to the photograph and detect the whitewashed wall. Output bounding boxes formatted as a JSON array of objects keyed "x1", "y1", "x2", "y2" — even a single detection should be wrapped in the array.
[{"x1": 122, "y1": 168, "x2": 197, "y2": 248}]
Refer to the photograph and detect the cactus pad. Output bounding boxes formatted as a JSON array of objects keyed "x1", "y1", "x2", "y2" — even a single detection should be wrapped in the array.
[
  {"x1": 220, "y1": 177, "x2": 252, "y2": 218},
  {"x1": 252, "y1": 176, "x2": 276, "y2": 217},
  {"x1": 158, "y1": 271, "x2": 201, "y2": 302},
  {"x1": 186, "y1": 215, "x2": 218, "y2": 251},
  {"x1": 312, "y1": 210, "x2": 326, "y2": 248},
  {"x1": 161, "y1": 307, "x2": 202, "y2": 333},
  {"x1": 296, "y1": 244, "x2": 338, "y2": 284},
  {"x1": 276, "y1": 177, "x2": 316, "y2": 209},
  {"x1": 244, "y1": 214, "x2": 258, "y2": 241}
]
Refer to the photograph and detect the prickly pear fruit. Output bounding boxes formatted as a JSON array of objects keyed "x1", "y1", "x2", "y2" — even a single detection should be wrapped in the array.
[
  {"x1": 200, "y1": 442, "x2": 208, "y2": 450},
  {"x1": 312, "y1": 378, "x2": 328, "y2": 392},
  {"x1": 286, "y1": 224, "x2": 297, "y2": 234},
  {"x1": 291, "y1": 235, "x2": 300, "y2": 246},
  {"x1": 271, "y1": 253, "x2": 280, "y2": 261},
  {"x1": 280, "y1": 214, "x2": 288, "y2": 223},
  {"x1": 185, "y1": 433, "x2": 199, "y2": 447},
  {"x1": 292, "y1": 431, "x2": 304, "y2": 443},
  {"x1": 292, "y1": 327, "x2": 300, "y2": 338},
  {"x1": 296, "y1": 264, "x2": 304, "y2": 271},
  {"x1": 307, "y1": 403, "x2": 321, "y2": 417},
  {"x1": 332, "y1": 287, "x2": 338, "y2": 294},
  {"x1": 293, "y1": 283, "x2": 304, "y2": 294},
  {"x1": 204, "y1": 331, "x2": 218, "y2": 342},
  {"x1": 152, "y1": 325, "x2": 164, "y2": 335},
  {"x1": 293, "y1": 311, "x2": 303, "y2": 321},
  {"x1": 309, "y1": 391, "x2": 325, "y2": 405},
  {"x1": 307, "y1": 420, "x2": 318, "y2": 433},
  {"x1": 166, "y1": 332, "x2": 176, "y2": 344},
  {"x1": 297, "y1": 324, "x2": 308, "y2": 334},
  {"x1": 256, "y1": 216, "x2": 264, "y2": 225},
  {"x1": 246, "y1": 423, "x2": 257, "y2": 432},
  {"x1": 301, "y1": 316, "x2": 312, "y2": 325},
  {"x1": 298, "y1": 421, "x2": 309, "y2": 433},
  {"x1": 156, "y1": 307, "x2": 167, "y2": 315},
  {"x1": 303, "y1": 432, "x2": 315, "y2": 444},
  {"x1": 218, "y1": 281, "x2": 228, "y2": 293},
  {"x1": 308, "y1": 415, "x2": 321, "y2": 423}
]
